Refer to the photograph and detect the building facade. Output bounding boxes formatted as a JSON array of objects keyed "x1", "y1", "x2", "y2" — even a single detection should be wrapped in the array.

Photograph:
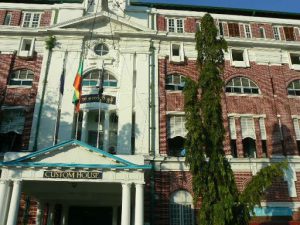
[{"x1": 1, "y1": 0, "x2": 300, "y2": 225}]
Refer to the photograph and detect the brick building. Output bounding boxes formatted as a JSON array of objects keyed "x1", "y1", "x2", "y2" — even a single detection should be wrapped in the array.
[{"x1": 0, "y1": 0, "x2": 300, "y2": 225}]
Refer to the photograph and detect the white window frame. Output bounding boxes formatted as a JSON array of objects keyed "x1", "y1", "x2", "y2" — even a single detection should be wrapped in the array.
[
  {"x1": 259, "y1": 27, "x2": 266, "y2": 39},
  {"x1": 3, "y1": 12, "x2": 12, "y2": 26},
  {"x1": 230, "y1": 48, "x2": 250, "y2": 68},
  {"x1": 22, "y1": 12, "x2": 41, "y2": 28},
  {"x1": 170, "y1": 42, "x2": 184, "y2": 62},
  {"x1": 243, "y1": 24, "x2": 252, "y2": 38},
  {"x1": 273, "y1": 26, "x2": 281, "y2": 40},
  {"x1": 18, "y1": 38, "x2": 35, "y2": 58},
  {"x1": 167, "y1": 18, "x2": 184, "y2": 33},
  {"x1": 293, "y1": 117, "x2": 300, "y2": 140},
  {"x1": 8, "y1": 69, "x2": 34, "y2": 86},
  {"x1": 170, "y1": 190, "x2": 194, "y2": 225},
  {"x1": 229, "y1": 117, "x2": 237, "y2": 139}
]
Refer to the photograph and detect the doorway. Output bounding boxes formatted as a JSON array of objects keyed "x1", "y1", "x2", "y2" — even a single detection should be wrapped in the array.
[{"x1": 68, "y1": 206, "x2": 113, "y2": 225}]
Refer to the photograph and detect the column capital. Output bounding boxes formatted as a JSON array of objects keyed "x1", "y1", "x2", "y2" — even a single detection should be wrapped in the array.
[
  {"x1": 121, "y1": 182, "x2": 132, "y2": 188},
  {"x1": 0, "y1": 180, "x2": 9, "y2": 185}
]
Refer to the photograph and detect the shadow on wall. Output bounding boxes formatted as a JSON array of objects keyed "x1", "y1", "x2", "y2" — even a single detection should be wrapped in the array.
[
  {"x1": 271, "y1": 122, "x2": 298, "y2": 156},
  {"x1": 117, "y1": 122, "x2": 140, "y2": 155}
]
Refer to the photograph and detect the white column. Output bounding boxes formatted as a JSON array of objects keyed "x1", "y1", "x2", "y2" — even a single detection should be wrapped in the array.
[
  {"x1": 121, "y1": 183, "x2": 131, "y2": 225},
  {"x1": 6, "y1": 180, "x2": 22, "y2": 225},
  {"x1": 104, "y1": 111, "x2": 110, "y2": 151},
  {"x1": 0, "y1": 180, "x2": 9, "y2": 224},
  {"x1": 81, "y1": 110, "x2": 89, "y2": 142},
  {"x1": 36, "y1": 201, "x2": 43, "y2": 225},
  {"x1": 61, "y1": 204, "x2": 69, "y2": 225},
  {"x1": 134, "y1": 183, "x2": 144, "y2": 225}
]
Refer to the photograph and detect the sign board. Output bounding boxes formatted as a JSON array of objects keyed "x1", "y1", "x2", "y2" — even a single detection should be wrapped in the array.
[
  {"x1": 43, "y1": 170, "x2": 102, "y2": 179},
  {"x1": 81, "y1": 94, "x2": 116, "y2": 105}
]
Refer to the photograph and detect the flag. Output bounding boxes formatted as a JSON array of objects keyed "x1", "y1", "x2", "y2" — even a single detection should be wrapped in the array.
[{"x1": 72, "y1": 60, "x2": 84, "y2": 112}]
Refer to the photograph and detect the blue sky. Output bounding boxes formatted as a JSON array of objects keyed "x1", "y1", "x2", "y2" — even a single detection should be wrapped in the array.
[{"x1": 133, "y1": 0, "x2": 300, "y2": 14}]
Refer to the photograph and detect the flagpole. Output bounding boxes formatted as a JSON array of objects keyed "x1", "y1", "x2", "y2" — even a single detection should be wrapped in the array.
[
  {"x1": 53, "y1": 51, "x2": 68, "y2": 145},
  {"x1": 96, "y1": 60, "x2": 105, "y2": 149}
]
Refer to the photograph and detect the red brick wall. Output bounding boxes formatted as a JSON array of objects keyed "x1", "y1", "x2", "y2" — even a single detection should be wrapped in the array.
[
  {"x1": 159, "y1": 57, "x2": 300, "y2": 156},
  {"x1": 17, "y1": 194, "x2": 38, "y2": 225},
  {"x1": 40, "y1": 10, "x2": 52, "y2": 27},
  {"x1": 0, "y1": 10, "x2": 22, "y2": 26},
  {"x1": 157, "y1": 15, "x2": 166, "y2": 31},
  {"x1": 185, "y1": 17, "x2": 197, "y2": 33},
  {"x1": 0, "y1": 53, "x2": 42, "y2": 150}
]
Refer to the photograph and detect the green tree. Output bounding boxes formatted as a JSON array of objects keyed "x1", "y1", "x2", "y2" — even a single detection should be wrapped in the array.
[{"x1": 184, "y1": 13, "x2": 287, "y2": 225}]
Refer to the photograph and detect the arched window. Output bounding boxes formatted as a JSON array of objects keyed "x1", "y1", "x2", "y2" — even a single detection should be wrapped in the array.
[
  {"x1": 170, "y1": 190, "x2": 194, "y2": 225},
  {"x1": 166, "y1": 74, "x2": 185, "y2": 91},
  {"x1": 9, "y1": 69, "x2": 34, "y2": 86},
  {"x1": 225, "y1": 77, "x2": 259, "y2": 94},
  {"x1": 287, "y1": 80, "x2": 300, "y2": 96},
  {"x1": 83, "y1": 70, "x2": 117, "y2": 87}
]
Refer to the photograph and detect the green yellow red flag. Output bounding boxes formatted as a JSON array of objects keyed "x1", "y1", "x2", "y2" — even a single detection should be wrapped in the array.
[{"x1": 72, "y1": 60, "x2": 84, "y2": 112}]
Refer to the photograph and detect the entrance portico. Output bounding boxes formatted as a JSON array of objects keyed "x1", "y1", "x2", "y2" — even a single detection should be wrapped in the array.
[{"x1": 0, "y1": 140, "x2": 151, "y2": 225}]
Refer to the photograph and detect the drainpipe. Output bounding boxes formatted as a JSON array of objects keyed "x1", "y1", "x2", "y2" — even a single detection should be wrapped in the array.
[{"x1": 33, "y1": 37, "x2": 55, "y2": 151}]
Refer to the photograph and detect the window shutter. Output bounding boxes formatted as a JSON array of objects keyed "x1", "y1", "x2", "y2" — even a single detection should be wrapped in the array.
[
  {"x1": 229, "y1": 117, "x2": 236, "y2": 139},
  {"x1": 259, "y1": 118, "x2": 267, "y2": 140},
  {"x1": 241, "y1": 117, "x2": 256, "y2": 139},
  {"x1": 228, "y1": 23, "x2": 240, "y2": 37},
  {"x1": 284, "y1": 27, "x2": 295, "y2": 41},
  {"x1": 293, "y1": 119, "x2": 300, "y2": 140}
]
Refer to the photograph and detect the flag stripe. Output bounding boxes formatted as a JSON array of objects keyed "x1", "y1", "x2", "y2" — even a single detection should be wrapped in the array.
[{"x1": 72, "y1": 60, "x2": 84, "y2": 111}]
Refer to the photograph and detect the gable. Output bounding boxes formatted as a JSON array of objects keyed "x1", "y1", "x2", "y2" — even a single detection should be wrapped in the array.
[
  {"x1": 52, "y1": 11, "x2": 150, "y2": 33},
  {"x1": 0, "y1": 140, "x2": 151, "y2": 170}
]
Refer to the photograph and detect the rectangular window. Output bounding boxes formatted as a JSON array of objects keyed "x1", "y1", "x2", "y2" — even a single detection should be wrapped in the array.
[
  {"x1": 168, "y1": 18, "x2": 184, "y2": 33},
  {"x1": 244, "y1": 24, "x2": 252, "y2": 38},
  {"x1": 259, "y1": 118, "x2": 266, "y2": 140},
  {"x1": 229, "y1": 117, "x2": 237, "y2": 139},
  {"x1": 273, "y1": 26, "x2": 281, "y2": 40},
  {"x1": 22, "y1": 12, "x2": 41, "y2": 28},
  {"x1": 0, "y1": 108, "x2": 25, "y2": 134},
  {"x1": 241, "y1": 117, "x2": 256, "y2": 139},
  {"x1": 232, "y1": 49, "x2": 244, "y2": 61},
  {"x1": 218, "y1": 22, "x2": 224, "y2": 36},
  {"x1": 228, "y1": 23, "x2": 240, "y2": 37},
  {"x1": 290, "y1": 54, "x2": 300, "y2": 65},
  {"x1": 18, "y1": 38, "x2": 35, "y2": 58},
  {"x1": 170, "y1": 43, "x2": 184, "y2": 62},
  {"x1": 293, "y1": 118, "x2": 300, "y2": 140},
  {"x1": 167, "y1": 115, "x2": 186, "y2": 138},
  {"x1": 284, "y1": 27, "x2": 295, "y2": 41},
  {"x1": 231, "y1": 140, "x2": 238, "y2": 157},
  {"x1": 3, "y1": 12, "x2": 12, "y2": 25},
  {"x1": 259, "y1": 27, "x2": 266, "y2": 39}
]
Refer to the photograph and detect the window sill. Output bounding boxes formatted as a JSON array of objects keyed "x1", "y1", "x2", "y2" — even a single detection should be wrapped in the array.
[
  {"x1": 225, "y1": 93, "x2": 262, "y2": 97},
  {"x1": 166, "y1": 90, "x2": 183, "y2": 94},
  {"x1": 288, "y1": 95, "x2": 300, "y2": 99},
  {"x1": 6, "y1": 85, "x2": 32, "y2": 89}
]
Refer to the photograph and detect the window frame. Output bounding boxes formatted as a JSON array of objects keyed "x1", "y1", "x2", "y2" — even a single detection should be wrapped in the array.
[
  {"x1": 167, "y1": 18, "x2": 184, "y2": 33},
  {"x1": 259, "y1": 27, "x2": 266, "y2": 39},
  {"x1": 170, "y1": 190, "x2": 194, "y2": 225},
  {"x1": 170, "y1": 43, "x2": 184, "y2": 62},
  {"x1": 82, "y1": 69, "x2": 118, "y2": 88},
  {"x1": 244, "y1": 24, "x2": 252, "y2": 38},
  {"x1": 22, "y1": 12, "x2": 41, "y2": 28},
  {"x1": 165, "y1": 74, "x2": 186, "y2": 91},
  {"x1": 289, "y1": 53, "x2": 300, "y2": 71},
  {"x1": 230, "y1": 48, "x2": 250, "y2": 68},
  {"x1": 287, "y1": 80, "x2": 300, "y2": 96},
  {"x1": 3, "y1": 12, "x2": 12, "y2": 25},
  {"x1": 8, "y1": 69, "x2": 34, "y2": 86},
  {"x1": 273, "y1": 26, "x2": 281, "y2": 40},
  {"x1": 225, "y1": 76, "x2": 260, "y2": 95},
  {"x1": 94, "y1": 43, "x2": 109, "y2": 56}
]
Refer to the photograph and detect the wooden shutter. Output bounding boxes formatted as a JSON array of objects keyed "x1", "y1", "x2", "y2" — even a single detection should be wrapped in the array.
[
  {"x1": 284, "y1": 27, "x2": 295, "y2": 41},
  {"x1": 228, "y1": 23, "x2": 240, "y2": 37}
]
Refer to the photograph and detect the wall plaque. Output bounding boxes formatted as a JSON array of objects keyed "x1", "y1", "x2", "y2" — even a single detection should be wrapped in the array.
[
  {"x1": 43, "y1": 170, "x2": 102, "y2": 179},
  {"x1": 81, "y1": 94, "x2": 116, "y2": 105}
]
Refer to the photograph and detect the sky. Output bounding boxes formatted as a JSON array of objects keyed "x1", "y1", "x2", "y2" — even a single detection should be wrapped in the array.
[{"x1": 133, "y1": 0, "x2": 300, "y2": 14}]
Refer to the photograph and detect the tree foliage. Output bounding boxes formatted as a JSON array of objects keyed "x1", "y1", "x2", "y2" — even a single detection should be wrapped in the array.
[{"x1": 184, "y1": 13, "x2": 287, "y2": 225}]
